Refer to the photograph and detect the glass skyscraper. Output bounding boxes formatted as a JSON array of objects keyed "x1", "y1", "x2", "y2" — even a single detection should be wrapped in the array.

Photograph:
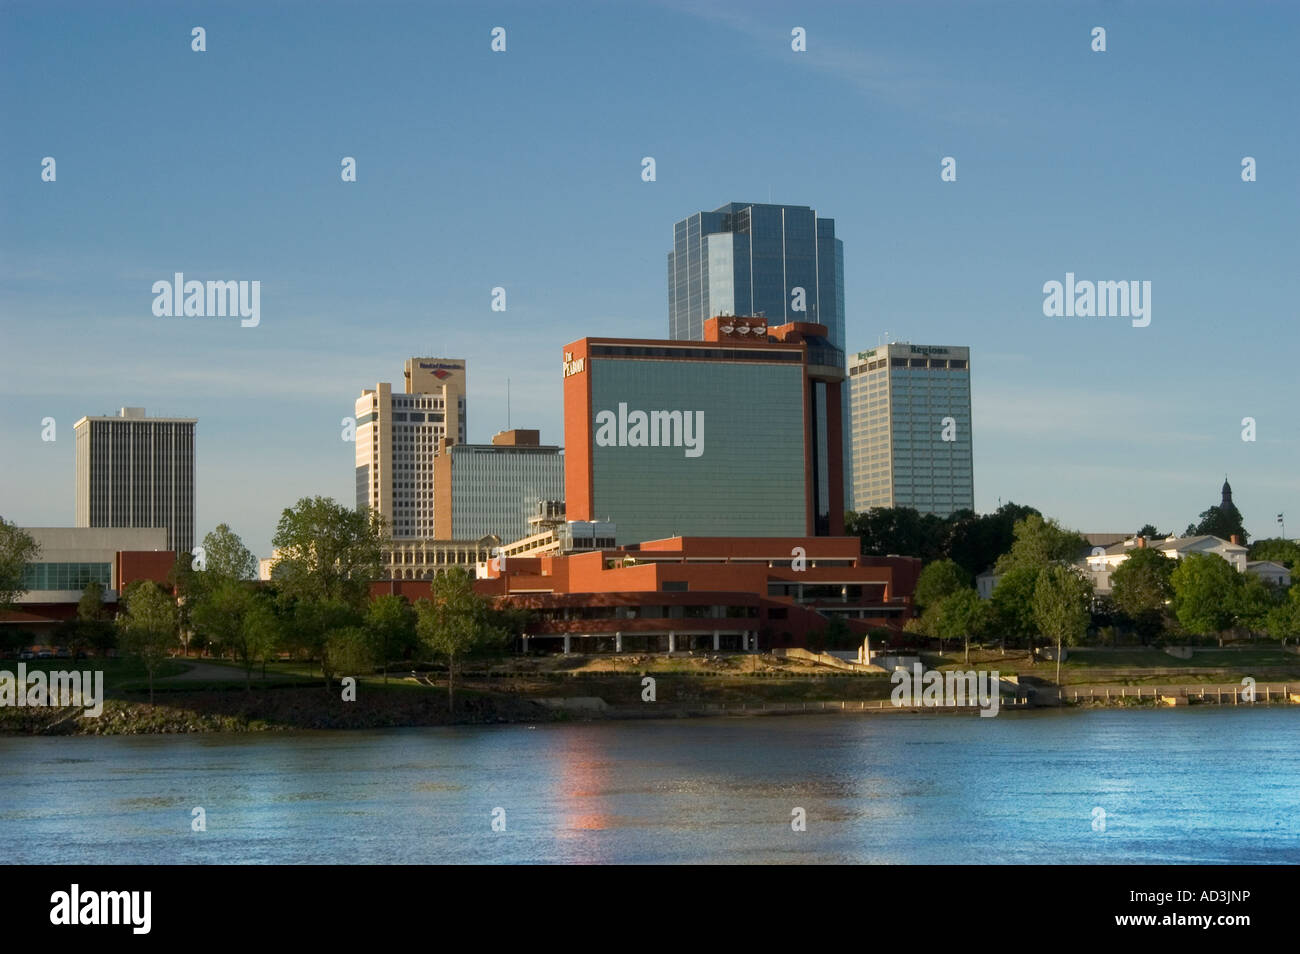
[
  {"x1": 667, "y1": 202, "x2": 850, "y2": 507},
  {"x1": 668, "y1": 203, "x2": 845, "y2": 349}
]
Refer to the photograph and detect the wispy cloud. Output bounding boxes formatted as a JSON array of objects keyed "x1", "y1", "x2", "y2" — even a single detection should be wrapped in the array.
[{"x1": 654, "y1": 0, "x2": 1021, "y2": 125}]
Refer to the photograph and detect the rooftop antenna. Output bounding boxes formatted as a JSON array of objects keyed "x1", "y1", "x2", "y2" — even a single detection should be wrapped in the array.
[{"x1": 507, "y1": 378, "x2": 511, "y2": 430}]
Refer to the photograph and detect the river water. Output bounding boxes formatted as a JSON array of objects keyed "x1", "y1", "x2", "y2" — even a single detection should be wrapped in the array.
[{"x1": 3, "y1": 708, "x2": 1297, "y2": 864}]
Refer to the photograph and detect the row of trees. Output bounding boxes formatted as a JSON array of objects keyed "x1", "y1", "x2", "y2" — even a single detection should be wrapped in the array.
[
  {"x1": 1107, "y1": 546, "x2": 1300, "y2": 643},
  {"x1": 1, "y1": 502, "x2": 522, "y2": 711},
  {"x1": 165, "y1": 498, "x2": 522, "y2": 709},
  {"x1": 906, "y1": 514, "x2": 1300, "y2": 669},
  {"x1": 908, "y1": 515, "x2": 1091, "y2": 679},
  {"x1": 849, "y1": 499, "x2": 1272, "y2": 584},
  {"x1": 846, "y1": 502, "x2": 1042, "y2": 578}
]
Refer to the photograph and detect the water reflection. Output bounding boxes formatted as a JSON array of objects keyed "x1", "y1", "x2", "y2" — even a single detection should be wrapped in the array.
[{"x1": 1, "y1": 709, "x2": 1297, "y2": 864}]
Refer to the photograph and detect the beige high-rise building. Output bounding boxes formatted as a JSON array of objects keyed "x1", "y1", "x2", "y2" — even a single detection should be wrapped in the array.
[
  {"x1": 74, "y1": 407, "x2": 196, "y2": 553},
  {"x1": 354, "y1": 358, "x2": 467, "y2": 539},
  {"x1": 849, "y1": 343, "x2": 974, "y2": 517}
]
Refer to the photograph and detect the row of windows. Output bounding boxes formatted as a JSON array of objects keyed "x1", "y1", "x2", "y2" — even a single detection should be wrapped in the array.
[
  {"x1": 22, "y1": 562, "x2": 112, "y2": 592},
  {"x1": 538, "y1": 604, "x2": 759, "y2": 621},
  {"x1": 591, "y1": 345, "x2": 801, "y2": 363}
]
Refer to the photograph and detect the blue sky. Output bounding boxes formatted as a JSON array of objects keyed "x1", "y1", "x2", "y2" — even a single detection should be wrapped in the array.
[{"x1": 2, "y1": 0, "x2": 1296, "y2": 557}]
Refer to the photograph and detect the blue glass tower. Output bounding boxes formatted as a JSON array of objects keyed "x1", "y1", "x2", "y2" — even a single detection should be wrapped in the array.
[
  {"x1": 668, "y1": 203, "x2": 844, "y2": 351},
  {"x1": 667, "y1": 202, "x2": 850, "y2": 509}
]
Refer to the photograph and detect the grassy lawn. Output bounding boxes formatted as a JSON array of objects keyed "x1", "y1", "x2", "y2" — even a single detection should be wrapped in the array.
[{"x1": 1, "y1": 657, "x2": 187, "y2": 691}]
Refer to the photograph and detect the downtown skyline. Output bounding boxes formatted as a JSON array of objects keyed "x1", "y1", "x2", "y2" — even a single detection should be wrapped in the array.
[{"x1": 2, "y1": 1, "x2": 1296, "y2": 558}]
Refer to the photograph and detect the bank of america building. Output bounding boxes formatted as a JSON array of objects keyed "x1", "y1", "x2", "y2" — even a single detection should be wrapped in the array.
[{"x1": 849, "y1": 343, "x2": 974, "y2": 517}]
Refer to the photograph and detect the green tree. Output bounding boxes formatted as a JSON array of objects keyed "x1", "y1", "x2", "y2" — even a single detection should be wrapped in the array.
[
  {"x1": 191, "y1": 580, "x2": 281, "y2": 689},
  {"x1": 1233, "y1": 575, "x2": 1280, "y2": 635},
  {"x1": 1110, "y1": 547, "x2": 1175, "y2": 644},
  {"x1": 0, "y1": 517, "x2": 40, "y2": 609},
  {"x1": 848, "y1": 506, "x2": 947, "y2": 564},
  {"x1": 1136, "y1": 524, "x2": 1168, "y2": 540},
  {"x1": 914, "y1": 559, "x2": 970, "y2": 612},
  {"x1": 69, "y1": 581, "x2": 109, "y2": 657},
  {"x1": 77, "y1": 580, "x2": 105, "y2": 621},
  {"x1": 167, "y1": 551, "x2": 206, "y2": 656},
  {"x1": 117, "y1": 581, "x2": 177, "y2": 702},
  {"x1": 270, "y1": 497, "x2": 385, "y2": 608},
  {"x1": 1185, "y1": 504, "x2": 1248, "y2": 545},
  {"x1": 1263, "y1": 586, "x2": 1300, "y2": 642},
  {"x1": 244, "y1": 592, "x2": 283, "y2": 682},
  {"x1": 990, "y1": 564, "x2": 1043, "y2": 653},
  {"x1": 1169, "y1": 553, "x2": 1241, "y2": 642},
  {"x1": 945, "y1": 502, "x2": 1041, "y2": 578},
  {"x1": 365, "y1": 594, "x2": 418, "y2": 684},
  {"x1": 1032, "y1": 565, "x2": 1092, "y2": 689},
  {"x1": 191, "y1": 578, "x2": 249, "y2": 662},
  {"x1": 324, "y1": 626, "x2": 376, "y2": 687},
  {"x1": 416, "y1": 568, "x2": 505, "y2": 713},
  {"x1": 291, "y1": 597, "x2": 364, "y2": 689},
  {"x1": 199, "y1": 523, "x2": 258, "y2": 581},
  {"x1": 994, "y1": 514, "x2": 1088, "y2": 574},
  {"x1": 1248, "y1": 538, "x2": 1300, "y2": 570},
  {"x1": 935, "y1": 588, "x2": 984, "y2": 664}
]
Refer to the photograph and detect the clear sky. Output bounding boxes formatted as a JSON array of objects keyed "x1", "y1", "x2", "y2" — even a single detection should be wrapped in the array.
[{"x1": 2, "y1": 0, "x2": 1296, "y2": 557}]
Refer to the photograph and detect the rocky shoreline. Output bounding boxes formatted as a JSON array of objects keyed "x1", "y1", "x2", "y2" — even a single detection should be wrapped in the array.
[{"x1": 4, "y1": 684, "x2": 1298, "y2": 735}]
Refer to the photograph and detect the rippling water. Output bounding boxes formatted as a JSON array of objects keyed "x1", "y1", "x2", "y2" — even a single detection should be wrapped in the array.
[{"x1": 3, "y1": 708, "x2": 1298, "y2": 863}]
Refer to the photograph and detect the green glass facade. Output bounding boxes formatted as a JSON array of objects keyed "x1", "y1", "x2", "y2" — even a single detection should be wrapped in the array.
[
  {"x1": 589, "y1": 358, "x2": 807, "y2": 543},
  {"x1": 22, "y1": 562, "x2": 112, "y2": 592}
]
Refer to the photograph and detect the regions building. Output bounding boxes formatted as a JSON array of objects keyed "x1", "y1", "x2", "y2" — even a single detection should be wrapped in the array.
[
  {"x1": 667, "y1": 201, "x2": 850, "y2": 505},
  {"x1": 563, "y1": 316, "x2": 845, "y2": 543},
  {"x1": 848, "y1": 343, "x2": 974, "y2": 517},
  {"x1": 354, "y1": 358, "x2": 467, "y2": 539},
  {"x1": 433, "y1": 429, "x2": 565, "y2": 542},
  {"x1": 74, "y1": 408, "x2": 196, "y2": 554}
]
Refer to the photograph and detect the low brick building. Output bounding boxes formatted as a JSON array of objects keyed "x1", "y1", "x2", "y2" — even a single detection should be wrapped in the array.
[{"x1": 374, "y1": 536, "x2": 918, "y2": 654}]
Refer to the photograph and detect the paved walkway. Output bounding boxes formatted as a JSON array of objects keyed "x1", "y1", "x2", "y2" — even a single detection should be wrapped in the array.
[{"x1": 160, "y1": 660, "x2": 248, "y2": 682}]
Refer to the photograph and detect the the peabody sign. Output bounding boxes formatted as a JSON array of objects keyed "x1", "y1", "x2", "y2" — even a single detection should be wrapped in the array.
[{"x1": 563, "y1": 352, "x2": 586, "y2": 377}]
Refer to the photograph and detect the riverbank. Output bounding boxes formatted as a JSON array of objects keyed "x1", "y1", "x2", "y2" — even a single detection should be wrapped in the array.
[
  {"x1": 4, "y1": 650, "x2": 1299, "y2": 734},
  {"x1": 2, "y1": 679, "x2": 1298, "y2": 735}
]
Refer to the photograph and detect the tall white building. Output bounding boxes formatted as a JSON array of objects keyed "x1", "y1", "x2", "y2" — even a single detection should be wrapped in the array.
[
  {"x1": 74, "y1": 408, "x2": 196, "y2": 553},
  {"x1": 355, "y1": 358, "x2": 467, "y2": 539},
  {"x1": 434, "y1": 430, "x2": 564, "y2": 541},
  {"x1": 849, "y1": 343, "x2": 974, "y2": 517}
]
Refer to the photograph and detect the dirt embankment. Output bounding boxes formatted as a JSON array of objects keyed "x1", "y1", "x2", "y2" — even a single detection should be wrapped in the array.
[{"x1": 0, "y1": 687, "x2": 557, "y2": 735}]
